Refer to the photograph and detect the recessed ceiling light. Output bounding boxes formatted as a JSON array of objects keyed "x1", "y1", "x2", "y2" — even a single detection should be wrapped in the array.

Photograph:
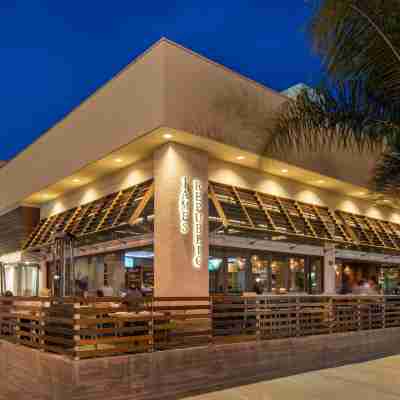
[
  {"x1": 358, "y1": 192, "x2": 366, "y2": 196},
  {"x1": 236, "y1": 156, "x2": 245, "y2": 160},
  {"x1": 383, "y1": 199, "x2": 390, "y2": 203},
  {"x1": 72, "y1": 178, "x2": 81, "y2": 183},
  {"x1": 316, "y1": 180, "x2": 325, "y2": 184},
  {"x1": 281, "y1": 169, "x2": 288, "y2": 173},
  {"x1": 115, "y1": 158, "x2": 123, "y2": 163},
  {"x1": 163, "y1": 133, "x2": 173, "y2": 139}
]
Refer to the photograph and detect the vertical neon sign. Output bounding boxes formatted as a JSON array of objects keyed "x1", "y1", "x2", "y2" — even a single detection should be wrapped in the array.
[
  {"x1": 178, "y1": 176, "x2": 203, "y2": 269},
  {"x1": 179, "y1": 176, "x2": 190, "y2": 235},
  {"x1": 192, "y1": 179, "x2": 203, "y2": 269}
]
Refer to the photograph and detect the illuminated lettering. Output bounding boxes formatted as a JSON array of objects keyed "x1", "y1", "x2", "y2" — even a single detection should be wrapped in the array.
[
  {"x1": 192, "y1": 179, "x2": 203, "y2": 269},
  {"x1": 179, "y1": 176, "x2": 190, "y2": 235}
]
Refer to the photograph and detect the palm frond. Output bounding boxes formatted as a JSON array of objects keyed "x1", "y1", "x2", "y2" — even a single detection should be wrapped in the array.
[
  {"x1": 309, "y1": 0, "x2": 400, "y2": 106},
  {"x1": 269, "y1": 79, "x2": 400, "y2": 154},
  {"x1": 373, "y1": 139, "x2": 400, "y2": 198}
]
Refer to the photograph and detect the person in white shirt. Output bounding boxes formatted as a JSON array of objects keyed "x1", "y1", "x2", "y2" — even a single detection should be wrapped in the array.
[{"x1": 100, "y1": 284, "x2": 114, "y2": 297}]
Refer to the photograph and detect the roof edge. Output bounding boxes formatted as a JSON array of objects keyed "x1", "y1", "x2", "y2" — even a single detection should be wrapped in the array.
[
  {"x1": 160, "y1": 38, "x2": 290, "y2": 102},
  {"x1": 2, "y1": 37, "x2": 289, "y2": 174},
  {"x1": 0, "y1": 37, "x2": 168, "y2": 173}
]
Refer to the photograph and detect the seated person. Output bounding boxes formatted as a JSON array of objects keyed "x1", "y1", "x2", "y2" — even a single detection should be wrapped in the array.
[{"x1": 100, "y1": 284, "x2": 114, "y2": 297}]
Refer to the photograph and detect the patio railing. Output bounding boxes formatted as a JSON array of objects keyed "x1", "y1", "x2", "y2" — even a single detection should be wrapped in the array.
[{"x1": 1, "y1": 295, "x2": 400, "y2": 359}]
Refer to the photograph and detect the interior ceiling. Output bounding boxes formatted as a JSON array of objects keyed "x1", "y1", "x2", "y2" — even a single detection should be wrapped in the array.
[{"x1": 23, "y1": 127, "x2": 387, "y2": 207}]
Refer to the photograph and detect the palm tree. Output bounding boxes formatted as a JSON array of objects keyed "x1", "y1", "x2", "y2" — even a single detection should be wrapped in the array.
[{"x1": 269, "y1": 0, "x2": 400, "y2": 199}]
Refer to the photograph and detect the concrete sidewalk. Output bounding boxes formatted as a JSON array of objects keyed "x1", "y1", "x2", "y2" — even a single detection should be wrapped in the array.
[{"x1": 185, "y1": 355, "x2": 400, "y2": 400}]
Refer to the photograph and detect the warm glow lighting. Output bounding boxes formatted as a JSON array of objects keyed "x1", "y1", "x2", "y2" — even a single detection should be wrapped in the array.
[
  {"x1": 281, "y1": 169, "x2": 288, "y2": 173},
  {"x1": 316, "y1": 180, "x2": 325, "y2": 184},
  {"x1": 72, "y1": 178, "x2": 81, "y2": 183},
  {"x1": 115, "y1": 158, "x2": 123, "y2": 163},
  {"x1": 236, "y1": 156, "x2": 245, "y2": 160},
  {"x1": 163, "y1": 133, "x2": 173, "y2": 139}
]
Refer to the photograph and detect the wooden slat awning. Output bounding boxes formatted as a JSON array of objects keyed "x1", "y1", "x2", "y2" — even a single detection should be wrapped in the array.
[
  {"x1": 23, "y1": 180, "x2": 154, "y2": 250},
  {"x1": 208, "y1": 181, "x2": 400, "y2": 252},
  {"x1": 23, "y1": 179, "x2": 400, "y2": 253}
]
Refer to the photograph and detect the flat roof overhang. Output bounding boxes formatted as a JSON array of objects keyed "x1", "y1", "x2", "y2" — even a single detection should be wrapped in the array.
[
  {"x1": 21, "y1": 128, "x2": 383, "y2": 208},
  {"x1": 0, "y1": 39, "x2": 384, "y2": 215}
]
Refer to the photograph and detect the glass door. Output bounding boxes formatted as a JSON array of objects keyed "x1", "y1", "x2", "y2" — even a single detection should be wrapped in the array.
[{"x1": 1, "y1": 263, "x2": 40, "y2": 296}]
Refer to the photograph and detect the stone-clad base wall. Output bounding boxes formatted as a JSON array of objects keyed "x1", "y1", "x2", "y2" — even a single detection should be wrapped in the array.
[{"x1": 2, "y1": 328, "x2": 400, "y2": 400}]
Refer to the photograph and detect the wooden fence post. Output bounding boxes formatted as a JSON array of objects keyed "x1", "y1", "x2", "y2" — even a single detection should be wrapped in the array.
[{"x1": 296, "y1": 297, "x2": 300, "y2": 337}]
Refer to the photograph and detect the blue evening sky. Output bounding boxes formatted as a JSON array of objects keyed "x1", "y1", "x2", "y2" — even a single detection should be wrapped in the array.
[{"x1": 0, "y1": 1, "x2": 322, "y2": 160}]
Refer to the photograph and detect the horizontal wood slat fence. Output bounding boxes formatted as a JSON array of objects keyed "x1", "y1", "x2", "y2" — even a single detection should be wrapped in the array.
[{"x1": 1, "y1": 295, "x2": 400, "y2": 360}]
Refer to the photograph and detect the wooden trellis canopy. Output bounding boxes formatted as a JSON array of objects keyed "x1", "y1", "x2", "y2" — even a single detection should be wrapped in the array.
[
  {"x1": 23, "y1": 179, "x2": 400, "y2": 253},
  {"x1": 208, "y1": 181, "x2": 400, "y2": 252},
  {"x1": 23, "y1": 180, "x2": 154, "y2": 250}
]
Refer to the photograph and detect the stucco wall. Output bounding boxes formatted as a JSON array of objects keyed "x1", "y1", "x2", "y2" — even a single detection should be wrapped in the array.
[
  {"x1": 41, "y1": 157, "x2": 153, "y2": 218},
  {"x1": 163, "y1": 40, "x2": 379, "y2": 188},
  {"x1": 209, "y1": 158, "x2": 400, "y2": 223},
  {"x1": 40, "y1": 154, "x2": 398, "y2": 222},
  {"x1": 0, "y1": 39, "x2": 383, "y2": 214}
]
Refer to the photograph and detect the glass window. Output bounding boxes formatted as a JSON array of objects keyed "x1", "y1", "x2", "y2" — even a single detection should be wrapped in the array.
[
  {"x1": 288, "y1": 258, "x2": 305, "y2": 292},
  {"x1": 271, "y1": 258, "x2": 290, "y2": 293},
  {"x1": 382, "y1": 267, "x2": 400, "y2": 294},
  {"x1": 227, "y1": 257, "x2": 246, "y2": 293},
  {"x1": 209, "y1": 257, "x2": 223, "y2": 293},
  {"x1": 310, "y1": 258, "x2": 323, "y2": 294},
  {"x1": 251, "y1": 255, "x2": 270, "y2": 293},
  {"x1": 2, "y1": 263, "x2": 40, "y2": 296}
]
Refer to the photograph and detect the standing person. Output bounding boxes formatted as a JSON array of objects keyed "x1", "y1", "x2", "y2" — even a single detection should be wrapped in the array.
[
  {"x1": 253, "y1": 281, "x2": 263, "y2": 295},
  {"x1": 123, "y1": 285, "x2": 144, "y2": 313},
  {"x1": 339, "y1": 274, "x2": 352, "y2": 294}
]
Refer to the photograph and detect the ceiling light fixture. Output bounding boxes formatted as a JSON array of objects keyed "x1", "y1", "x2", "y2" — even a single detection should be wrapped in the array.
[
  {"x1": 281, "y1": 169, "x2": 288, "y2": 173},
  {"x1": 271, "y1": 235, "x2": 287, "y2": 241},
  {"x1": 236, "y1": 156, "x2": 245, "y2": 160},
  {"x1": 72, "y1": 178, "x2": 81, "y2": 183},
  {"x1": 316, "y1": 180, "x2": 325, "y2": 184},
  {"x1": 115, "y1": 158, "x2": 123, "y2": 163},
  {"x1": 163, "y1": 133, "x2": 173, "y2": 139}
]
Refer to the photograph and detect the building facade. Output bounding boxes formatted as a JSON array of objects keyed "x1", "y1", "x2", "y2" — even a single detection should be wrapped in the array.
[{"x1": 1, "y1": 38, "x2": 400, "y2": 298}]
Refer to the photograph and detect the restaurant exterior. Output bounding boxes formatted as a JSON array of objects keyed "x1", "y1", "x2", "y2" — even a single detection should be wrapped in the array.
[
  {"x1": 1, "y1": 39, "x2": 400, "y2": 298},
  {"x1": 2, "y1": 39, "x2": 400, "y2": 399}
]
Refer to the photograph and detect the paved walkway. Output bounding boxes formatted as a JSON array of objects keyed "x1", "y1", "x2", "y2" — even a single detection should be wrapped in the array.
[{"x1": 185, "y1": 355, "x2": 400, "y2": 400}]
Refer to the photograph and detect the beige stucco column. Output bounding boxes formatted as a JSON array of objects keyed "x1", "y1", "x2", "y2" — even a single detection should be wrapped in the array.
[
  {"x1": 154, "y1": 142, "x2": 209, "y2": 297},
  {"x1": 323, "y1": 243, "x2": 336, "y2": 294}
]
